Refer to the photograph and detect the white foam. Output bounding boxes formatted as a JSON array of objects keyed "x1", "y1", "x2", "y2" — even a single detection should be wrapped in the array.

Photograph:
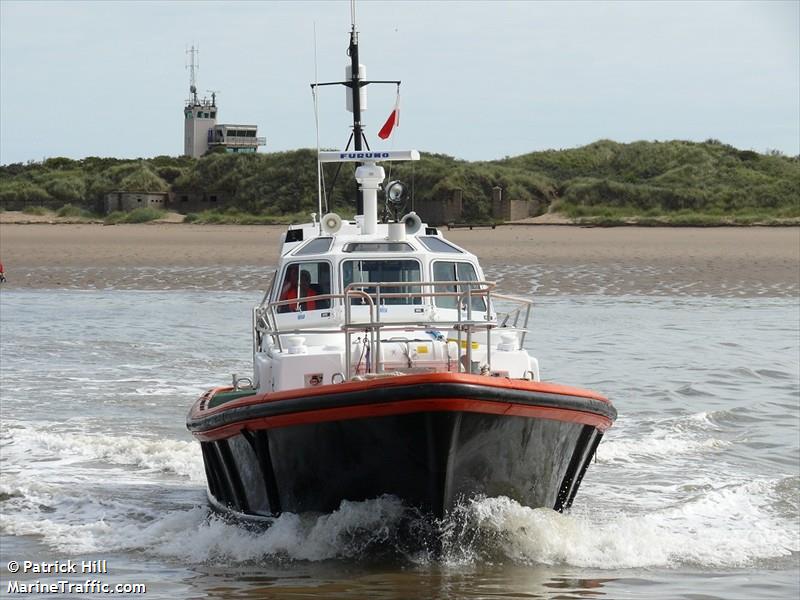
[
  {"x1": 461, "y1": 479, "x2": 799, "y2": 569},
  {"x1": 152, "y1": 495, "x2": 407, "y2": 562},
  {"x1": 2, "y1": 420, "x2": 795, "y2": 569},
  {"x1": 4, "y1": 425, "x2": 205, "y2": 482},
  {"x1": 597, "y1": 435, "x2": 728, "y2": 464},
  {"x1": 596, "y1": 411, "x2": 731, "y2": 465},
  {"x1": 3, "y1": 477, "x2": 795, "y2": 570},
  {"x1": 3, "y1": 495, "x2": 409, "y2": 562}
]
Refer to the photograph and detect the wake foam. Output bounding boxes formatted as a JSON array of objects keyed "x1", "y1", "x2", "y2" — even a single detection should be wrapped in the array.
[
  {"x1": 3, "y1": 482, "x2": 796, "y2": 569},
  {"x1": 444, "y1": 483, "x2": 798, "y2": 568},
  {"x1": 136, "y1": 495, "x2": 411, "y2": 563},
  {"x1": 3, "y1": 424, "x2": 205, "y2": 482},
  {"x1": 2, "y1": 419, "x2": 795, "y2": 569}
]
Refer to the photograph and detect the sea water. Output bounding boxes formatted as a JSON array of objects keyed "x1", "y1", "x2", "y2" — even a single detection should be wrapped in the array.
[{"x1": 0, "y1": 285, "x2": 798, "y2": 599}]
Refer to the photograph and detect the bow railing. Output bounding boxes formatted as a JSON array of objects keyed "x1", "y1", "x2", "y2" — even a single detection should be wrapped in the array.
[{"x1": 253, "y1": 280, "x2": 533, "y2": 379}]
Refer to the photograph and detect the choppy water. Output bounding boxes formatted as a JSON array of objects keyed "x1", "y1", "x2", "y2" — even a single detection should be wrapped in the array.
[{"x1": 0, "y1": 284, "x2": 798, "y2": 599}]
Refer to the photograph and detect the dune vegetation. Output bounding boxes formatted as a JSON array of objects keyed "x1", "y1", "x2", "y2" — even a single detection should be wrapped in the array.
[{"x1": 0, "y1": 139, "x2": 797, "y2": 225}]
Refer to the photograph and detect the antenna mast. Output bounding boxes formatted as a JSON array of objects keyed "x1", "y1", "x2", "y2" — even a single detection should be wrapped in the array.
[
  {"x1": 348, "y1": 6, "x2": 365, "y2": 214},
  {"x1": 186, "y1": 45, "x2": 199, "y2": 104},
  {"x1": 309, "y1": 1, "x2": 401, "y2": 216}
]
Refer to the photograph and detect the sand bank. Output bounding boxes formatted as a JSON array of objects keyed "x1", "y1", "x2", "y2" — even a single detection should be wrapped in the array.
[{"x1": 0, "y1": 223, "x2": 797, "y2": 296}]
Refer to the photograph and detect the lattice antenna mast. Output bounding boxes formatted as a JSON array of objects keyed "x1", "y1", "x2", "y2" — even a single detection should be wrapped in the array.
[{"x1": 186, "y1": 45, "x2": 199, "y2": 104}]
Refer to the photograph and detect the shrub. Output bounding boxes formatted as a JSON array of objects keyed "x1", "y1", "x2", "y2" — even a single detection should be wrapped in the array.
[
  {"x1": 22, "y1": 205, "x2": 49, "y2": 215},
  {"x1": 0, "y1": 181, "x2": 53, "y2": 207},
  {"x1": 118, "y1": 163, "x2": 169, "y2": 193},
  {"x1": 56, "y1": 203, "x2": 93, "y2": 218},
  {"x1": 43, "y1": 174, "x2": 86, "y2": 204}
]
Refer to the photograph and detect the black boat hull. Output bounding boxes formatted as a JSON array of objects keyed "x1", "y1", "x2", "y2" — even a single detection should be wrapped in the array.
[{"x1": 188, "y1": 374, "x2": 615, "y2": 520}]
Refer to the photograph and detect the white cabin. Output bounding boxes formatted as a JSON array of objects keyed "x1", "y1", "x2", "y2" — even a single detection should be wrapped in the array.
[{"x1": 244, "y1": 153, "x2": 539, "y2": 394}]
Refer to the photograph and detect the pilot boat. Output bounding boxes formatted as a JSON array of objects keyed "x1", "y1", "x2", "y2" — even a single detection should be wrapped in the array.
[{"x1": 187, "y1": 20, "x2": 616, "y2": 522}]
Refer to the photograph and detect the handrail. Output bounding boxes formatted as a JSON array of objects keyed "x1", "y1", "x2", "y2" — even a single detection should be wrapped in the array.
[
  {"x1": 492, "y1": 292, "x2": 534, "y2": 347},
  {"x1": 253, "y1": 279, "x2": 534, "y2": 379}
]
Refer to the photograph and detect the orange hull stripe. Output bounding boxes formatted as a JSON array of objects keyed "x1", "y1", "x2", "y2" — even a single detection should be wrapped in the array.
[
  {"x1": 192, "y1": 397, "x2": 613, "y2": 441},
  {"x1": 191, "y1": 372, "x2": 610, "y2": 421}
]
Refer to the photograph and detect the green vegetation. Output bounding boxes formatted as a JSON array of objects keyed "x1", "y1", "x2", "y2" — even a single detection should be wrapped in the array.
[
  {"x1": 56, "y1": 203, "x2": 95, "y2": 218},
  {"x1": 498, "y1": 139, "x2": 799, "y2": 225},
  {"x1": 183, "y1": 209, "x2": 314, "y2": 225},
  {"x1": 21, "y1": 205, "x2": 49, "y2": 215},
  {"x1": 104, "y1": 207, "x2": 166, "y2": 224},
  {"x1": 0, "y1": 155, "x2": 187, "y2": 212},
  {"x1": 1, "y1": 140, "x2": 797, "y2": 225},
  {"x1": 117, "y1": 163, "x2": 170, "y2": 193}
]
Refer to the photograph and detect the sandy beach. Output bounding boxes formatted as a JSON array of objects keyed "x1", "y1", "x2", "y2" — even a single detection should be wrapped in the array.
[{"x1": 0, "y1": 222, "x2": 798, "y2": 296}]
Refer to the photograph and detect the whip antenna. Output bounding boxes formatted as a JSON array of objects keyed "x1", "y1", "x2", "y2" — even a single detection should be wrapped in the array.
[{"x1": 312, "y1": 21, "x2": 327, "y2": 224}]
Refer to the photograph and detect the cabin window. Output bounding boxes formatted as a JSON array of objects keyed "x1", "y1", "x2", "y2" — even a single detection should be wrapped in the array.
[
  {"x1": 276, "y1": 261, "x2": 331, "y2": 312},
  {"x1": 343, "y1": 242, "x2": 413, "y2": 253},
  {"x1": 294, "y1": 237, "x2": 333, "y2": 256},
  {"x1": 285, "y1": 229, "x2": 304, "y2": 243},
  {"x1": 342, "y1": 259, "x2": 421, "y2": 305},
  {"x1": 419, "y1": 236, "x2": 462, "y2": 253},
  {"x1": 432, "y1": 261, "x2": 485, "y2": 311}
]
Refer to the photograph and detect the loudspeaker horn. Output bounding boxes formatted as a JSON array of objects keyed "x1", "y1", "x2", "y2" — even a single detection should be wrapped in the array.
[
  {"x1": 402, "y1": 211, "x2": 422, "y2": 235},
  {"x1": 321, "y1": 212, "x2": 342, "y2": 234}
]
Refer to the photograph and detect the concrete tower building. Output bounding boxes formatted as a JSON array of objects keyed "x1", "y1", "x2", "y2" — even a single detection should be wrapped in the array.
[
  {"x1": 183, "y1": 46, "x2": 265, "y2": 158},
  {"x1": 184, "y1": 46, "x2": 216, "y2": 157}
]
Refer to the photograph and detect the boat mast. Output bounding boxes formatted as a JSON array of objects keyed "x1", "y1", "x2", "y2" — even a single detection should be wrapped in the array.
[
  {"x1": 309, "y1": 1, "x2": 400, "y2": 217},
  {"x1": 348, "y1": 22, "x2": 365, "y2": 215}
]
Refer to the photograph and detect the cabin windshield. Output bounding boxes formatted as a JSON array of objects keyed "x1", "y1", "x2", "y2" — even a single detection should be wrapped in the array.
[
  {"x1": 432, "y1": 261, "x2": 486, "y2": 311},
  {"x1": 342, "y1": 259, "x2": 421, "y2": 305},
  {"x1": 277, "y1": 261, "x2": 331, "y2": 312}
]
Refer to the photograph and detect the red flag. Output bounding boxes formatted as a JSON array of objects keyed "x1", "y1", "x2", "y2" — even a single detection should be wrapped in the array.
[{"x1": 378, "y1": 93, "x2": 400, "y2": 140}]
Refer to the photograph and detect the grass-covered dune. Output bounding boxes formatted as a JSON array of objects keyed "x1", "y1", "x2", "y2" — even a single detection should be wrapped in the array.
[
  {"x1": 498, "y1": 139, "x2": 799, "y2": 225},
  {"x1": 1, "y1": 139, "x2": 797, "y2": 225}
]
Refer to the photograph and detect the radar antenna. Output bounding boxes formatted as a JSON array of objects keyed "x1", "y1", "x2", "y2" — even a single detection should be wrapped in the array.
[{"x1": 186, "y1": 45, "x2": 199, "y2": 104}]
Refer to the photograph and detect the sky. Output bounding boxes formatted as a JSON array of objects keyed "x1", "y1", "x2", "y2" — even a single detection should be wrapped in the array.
[{"x1": 1, "y1": 0, "x2": 798, "y2": 164}]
